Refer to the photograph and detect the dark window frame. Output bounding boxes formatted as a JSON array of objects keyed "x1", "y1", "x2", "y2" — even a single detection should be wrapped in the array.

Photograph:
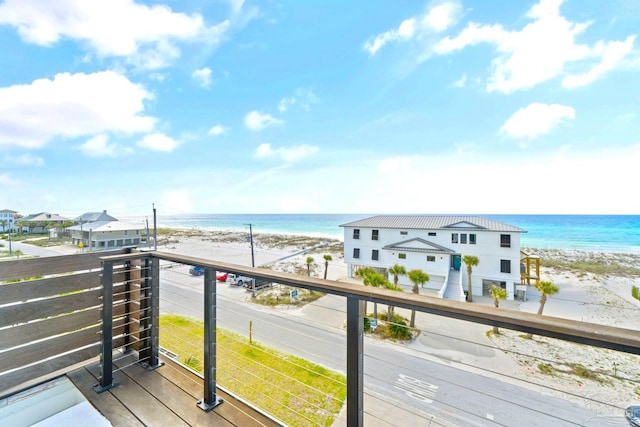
[
  {"x1": 451, "y1": 233, "x2": 458, "y2": 243},
  {"x1": 500, "y1": 259, "x2": 511, "y2": 273},
  {"x1": 353, "y1": 229, "x2": 360, "y2": 239},
  {"x1": 469, "y1": 234, "x2": 476, "y2": 244},
  {"x1": 398, "y1": 253, "x2": 406, "y2": 259},
  {"x1": 372, "y1": 249, "x2": 379, "y2": 260},
  {"x1": 353, "y1": 248, "x2": 360, "y2": 259},
  {"x1": 460, "y1": 233, "x2": 467, "y2": 244},
  {"x1": 372, "y1": 229, "x2": 379, "y2": 241},
  {"x1": 427, "y1": 255, "x2": 436, "y2": 262},
  {"x1": 500, "y1": 234, "x2": 511, "y2": 248}
]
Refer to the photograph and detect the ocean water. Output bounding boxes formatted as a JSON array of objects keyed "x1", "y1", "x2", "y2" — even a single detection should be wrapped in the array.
[{"x1": 121, "y1": 214, "x2": 640, "y2": 254}]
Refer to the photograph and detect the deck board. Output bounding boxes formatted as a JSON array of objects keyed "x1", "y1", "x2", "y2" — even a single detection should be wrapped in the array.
[{"x1": 67, "y1": 356, "x2": 282, "y2": 427}]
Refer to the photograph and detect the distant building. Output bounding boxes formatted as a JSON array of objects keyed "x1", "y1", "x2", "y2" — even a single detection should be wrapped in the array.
[
  {"x1": 18, "y1": 212, "x2": 71, "y2": 233},
  {"x1": 0, "y1": 209, "x2": 17, "y2": 232},
  {"x1": 341, "y1": 215, "x2": 526, "y2": 301},
  {"x1": 67, "y1": 213, "x2": 147, "y2": 250},
  {"x1": 75, "y1": 210, "x2": 118, "y2": 224}
]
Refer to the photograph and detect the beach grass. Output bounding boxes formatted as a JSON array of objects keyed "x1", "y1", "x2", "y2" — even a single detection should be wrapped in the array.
[{"x1": 159, "y1": 314, "x2": 346, "y2": 426}]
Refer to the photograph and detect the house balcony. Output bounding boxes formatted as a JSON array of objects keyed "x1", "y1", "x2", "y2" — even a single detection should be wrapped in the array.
[{"x1": 1, "y1": 249, "x2": 639, "y2": 426}]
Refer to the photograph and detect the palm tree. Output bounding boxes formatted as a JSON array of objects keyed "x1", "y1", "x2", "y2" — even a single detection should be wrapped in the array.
[
  {"x1": 362, "y1": 272, "x2": 388, "y2": 320},
  {"x1": 407, "y1": 269, "x2": 429, "y2": 327},
  {"x1": 462, "y1": 255, "x2": 479, "y2": 302},
  {"x1": 387, "y1": 264, "x2": 406, "y2": 321},
  {"x1": 305, "y1": 256, "x2": 314, "y2": 277},
  {"x1": 526, "y1": 280, "x2": 559, "y2": 339},
  {"x1": 323, "y1": 254, "x2": 332, "y2": 279},
  {"x1": 0, "y1": 219, "x2": 7, "y2": 232},
  {"x1": 489, "y1": 285, "x2": 507, "y2": 334},
  {"x1": 355, "y1": 267, "x2": 381, "y2": 318}
]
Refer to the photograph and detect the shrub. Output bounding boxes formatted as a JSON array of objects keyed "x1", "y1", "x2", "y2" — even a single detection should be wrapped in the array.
[
  {"x1": 632, "y1": 285, "x2": 640, "y2": 301},
  {"x1": 363, "y1": 317, "x2": 371, "y2": 332},
  {"x1": 388, "y1": 319, "x2": 412, "y2": 340}
]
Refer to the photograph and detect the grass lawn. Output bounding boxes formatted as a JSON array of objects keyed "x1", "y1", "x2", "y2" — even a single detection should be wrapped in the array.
[{"x1": 160, "y1": 314, "x2": 346, "y2": 426}]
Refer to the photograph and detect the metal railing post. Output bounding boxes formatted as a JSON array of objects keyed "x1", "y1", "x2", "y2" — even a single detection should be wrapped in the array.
[
  {"x1": 346, "y1": 296, "x2": 364, "y2": 426},
  {"x1": 94, "y1": 260, "x2": 118, "y2": 392},
  {"x1": 139, "y1": 257, "x2": 151, "y2": 363},
  {"x1": 198, "y1": 266, "x2": 223, "y2": 411},
  {"x1": 147, "y1": 256, "x2": 162, "y2": 369}
]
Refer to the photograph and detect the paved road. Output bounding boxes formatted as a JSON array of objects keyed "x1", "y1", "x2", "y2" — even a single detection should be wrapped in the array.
[
  {"x1": 0, "y1": 237, "x2": 62, "y2": 258},
  {"x1": 158, "y1": 266, "x2": 626, "y2": 426}
]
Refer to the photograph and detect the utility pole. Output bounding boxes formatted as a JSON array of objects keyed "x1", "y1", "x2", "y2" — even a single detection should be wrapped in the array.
[
  {"x1": 245, "y1": 223, "x2": 255, "y2": 267},
  {"x1": 8, "y1": 231, "x2": 12, "y2": 255},
  {"x1": 153, "y1": 203, "x2": 157, "y2": 251}
]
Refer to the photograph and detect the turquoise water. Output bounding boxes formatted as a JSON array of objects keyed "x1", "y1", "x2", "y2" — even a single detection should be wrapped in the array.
[{"x1": 121, "y1": 214, "x2": 640, "y2": 254}]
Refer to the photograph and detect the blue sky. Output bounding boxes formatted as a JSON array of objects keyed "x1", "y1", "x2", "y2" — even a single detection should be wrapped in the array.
[{"x1": 1, "y1": 0, "x2": 639, "y2": 217}]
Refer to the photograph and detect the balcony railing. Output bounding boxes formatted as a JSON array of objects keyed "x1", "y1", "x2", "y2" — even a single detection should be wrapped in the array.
[{"x1": 2, "y1": 249, "x2": 640, "y2": 426}]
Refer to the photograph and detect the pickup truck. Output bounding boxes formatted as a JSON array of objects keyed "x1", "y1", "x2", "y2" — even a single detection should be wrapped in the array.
[{"x1": 218, "y1": 272, "x2": 254, "y2": 287}]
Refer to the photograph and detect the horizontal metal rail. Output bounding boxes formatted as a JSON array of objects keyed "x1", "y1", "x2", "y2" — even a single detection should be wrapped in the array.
[{"x1": 101, "y1": 250, "x2": 640, "y2": 355}]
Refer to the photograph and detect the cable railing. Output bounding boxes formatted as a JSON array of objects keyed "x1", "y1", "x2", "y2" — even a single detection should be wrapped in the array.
[{"x1": 91, "y1": 249, "x2": 640, "y2": 426}]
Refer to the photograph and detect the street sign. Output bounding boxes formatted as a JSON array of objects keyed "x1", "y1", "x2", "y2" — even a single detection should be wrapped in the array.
[{"x1": 370, "y1": 318, "x2": 377, "y2": 330}]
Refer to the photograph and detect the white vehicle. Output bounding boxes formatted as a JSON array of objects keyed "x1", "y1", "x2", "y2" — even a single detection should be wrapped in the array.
[{"x1": 226, "y1": 273, "x2": 254, "y2": 287}]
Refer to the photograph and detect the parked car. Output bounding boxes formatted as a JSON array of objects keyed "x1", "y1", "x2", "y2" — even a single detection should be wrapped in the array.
[
  {"x1": 626, "y1": 406, "x2": 640, "y2": 427},
  {"x1": 216, "y1": 272, "x2": 228, "y2": 282},
  {"x1": 189, "y1": 266, "x2": 204, "y2": 276}
]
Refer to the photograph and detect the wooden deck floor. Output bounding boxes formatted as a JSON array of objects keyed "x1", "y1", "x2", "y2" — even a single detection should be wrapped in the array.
[{"x1": 67, "y1": 356, "x2": 282, "y2": 427}]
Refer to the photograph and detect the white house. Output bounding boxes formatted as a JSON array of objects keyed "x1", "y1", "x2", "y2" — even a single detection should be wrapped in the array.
[
  {"x1": 67, "y1": 220, "x2": 147, "y2": 250},
  {"x1": 341, "y1": 215, "x2": 526, "y2": 301},
  {"x1": 0, "y1": 209, "x2": 16, "y2": 232}
]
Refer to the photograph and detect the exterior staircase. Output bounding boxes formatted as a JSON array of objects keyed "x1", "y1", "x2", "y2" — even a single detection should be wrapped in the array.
[{"x1": 443, "y1": 269, "x2": 465, "y2": 301}]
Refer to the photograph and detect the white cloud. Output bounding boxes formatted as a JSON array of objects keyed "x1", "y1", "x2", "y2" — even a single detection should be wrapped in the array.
[
  {"x1": 500, "y1": 102, "x2": 575, "y2": 140},
  {"x1": 208, "y1": 124, "x2": 229, "y2": 136},
  {"x1": 0, "y1": 71, "x2": 155, "y2": 148},
  {"x1": 244, "y1": 111, "x2": 284, "y2": 131},
  {"x1": 278, "y1": 97, "x2": 295, "y2": 112},
  {"x1": 0, "y1": 173, "x2": 19, "y2": 185},
  {"x1": 3, "y1": 153, "x2": 44, "y2": 166},
  {"x1": 562, "y1": 36, "x2": 636, "y2": 88},
  {"x1": 192, "y1": 67, "x2": 213, "y2": 87},
  {"x1": 452, "y1": 73, "x2": 467, "y2": 88},
  {"x1": 79, "y1": 134, "x2": 119, "y2": 157},
  {"x1": 160, "y1": 189, "x2": 193, "y2": 212},
  {"x1": 277, "y1": 88, "x2": 319, "y2": 112},
  {"x1": 137, "y1": 132, "x2": 179, "y2": 152},
  {"x1": 255, "y1": 143, "x2": 319, "y2": 163},
  {"x1": 434, "y1": 0, "x2": 636, "y2": 93},
  {"x1": 0, "y1": 0, "x2": 231, "y2": 69},
  {"x1": 364, "y1": 1, "x2": 462, "y2": 55}
]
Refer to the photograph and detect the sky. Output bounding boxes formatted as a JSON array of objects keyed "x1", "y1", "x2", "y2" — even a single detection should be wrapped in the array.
[{"x1": 0, "y1": 0, "x2": 639, "y2": 217}]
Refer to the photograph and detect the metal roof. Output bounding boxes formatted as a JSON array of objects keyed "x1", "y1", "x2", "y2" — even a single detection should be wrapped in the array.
[
  {"x1": 341, "y1": 215, "x2": 526, "y2": 233},
  {"x1": 66, "y1": 221, "x2": 145, "y2": 232}
]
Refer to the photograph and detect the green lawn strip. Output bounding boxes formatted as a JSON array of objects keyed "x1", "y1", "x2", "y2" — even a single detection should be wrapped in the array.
[{"x1": 159, "y1": 314, "x2": 346, "y2": 426}]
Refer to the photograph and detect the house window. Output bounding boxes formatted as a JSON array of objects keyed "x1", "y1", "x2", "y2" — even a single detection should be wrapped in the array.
[
  {"x1": 469, "y1": 234, "x2": 476, "y2": 244},
  {"x1": 500, "y1": 259, "x2": 511, "y2": 273},
  {"x1": 451, "y1": 233, "x2": 458, "y2": 243},
  {"x1": 460, "y1": 234, "x2": 467, "y2": 244},
  {"x1": 353, "y1": 248, "x2": 360, "y2": 259},
  {"x1": 400, "y1": 231, "x2": 408, "y2": 235},
  {"x1": 353, "y1": 229, "x2": 360, "y2": 239},
  {"x1": 372, "y1": 230, "x2": 379, "y2": 240},
  {"x1": 372, "y1": 250, "x2": 379, "y2": 260},
  {"x1": 398, "y1": 253, "x2": 406, "y2": 259},
  {"x1": 428, "y1": 232, "x2": 436, "y2": 236},
  {"x1": 500, "y1": 234, "x2": 511, "y2": 248},
  {"x1": 427, "y1": 256, "x2": 436, "y2": 262}
]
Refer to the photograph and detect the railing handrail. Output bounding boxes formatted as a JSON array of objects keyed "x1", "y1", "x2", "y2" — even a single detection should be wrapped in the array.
[{"x1": 100, "y1": 250, "x2": 640, "y2": 355}]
